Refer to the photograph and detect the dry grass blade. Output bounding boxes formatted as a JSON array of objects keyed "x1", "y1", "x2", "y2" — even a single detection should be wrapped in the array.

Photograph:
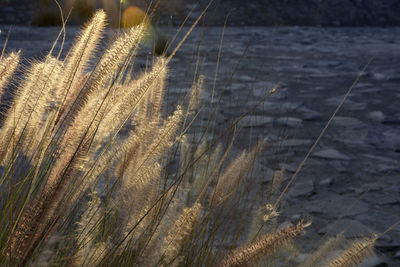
[
  {"x1": 218, "y1": 220, "x2": 310, "y2": 267},
  {"x1": 327, "y1": 236, "x2": 376, "y2": 267}
]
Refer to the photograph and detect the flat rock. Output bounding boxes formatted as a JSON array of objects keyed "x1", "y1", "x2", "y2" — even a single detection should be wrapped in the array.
[
  {"x1": 343, "y1": 102, "x2": 368, "y2": 111},
  {"x1": 319, "y1": 218, "x2": 373, "y2": 238},
  {"x1": 359, "y1": 255, "x2": 387, "y2": 267},
  {"x1": 329, "y1": 160, "x2": 348, "y2": 173},
  {"x1": 362, "y1": 154, "x2": 399, "y2": 165},
  {"x1": 313, "y1": 149, "x2": 350, "y2": 160},
  {"x1": 239, "y1": 115, "x2": 274, "y2": 127},
  {"x1": 381, "y1": 129, "x2": 400, "y2": 151},
  {"x1": 298, "y1": 106, "x2": 323, "y2": 121},
  {"x1": 326, "y1": 96, "x2": 356, "y2": 106},
  {"x1": 330, "y1": 128, "x2": 368, "y2": 145},
  {"x1": 308, "y1": 195, "x2": 370, "y2": 217},
  {"x1": 279, "y1": 162, "x2": 298, "y2": 173},
  {"x1": 256, "y1": 101, "x2": 303, "y2": 114},
  {"x1": 319, "y1": 177, "x2": 333, "y2": 186},
  {"x1": 273, "y1": 139, "x2": 313, "y2": 147},
  {"x1": 288, "y1": 180, "x2": 314, "y2": 197},
  {"x1": 280, "y1": 101, "x2": 304, "y2": 111},
  {"x1": 332, "y1": 116, "x2": 365, "y2": 128},
  {"x1": 363, "y1": 192, "x2": 400, "y2": 205}
]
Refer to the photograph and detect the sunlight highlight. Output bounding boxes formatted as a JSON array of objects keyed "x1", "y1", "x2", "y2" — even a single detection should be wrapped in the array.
[{"x1": 122, "y1": 6, "x2": 150, "y2": 28}]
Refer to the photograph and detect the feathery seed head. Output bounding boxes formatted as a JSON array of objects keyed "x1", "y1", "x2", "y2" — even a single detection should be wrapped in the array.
[
  {"x1": 162, "y1": 202, "x2": 202, "y2": 265},
  {"x1": 0, "y1": 56, "x2": 62, "y2": 159},
  {"x1": 0, "y1": 51, "x2": 20, "y2": 97},
  {"x1": 188, "y1": 74, "x2": 204, "y2": 113},
  {"x1": 263, "y1": 204, "x2": 279, "y2": 222},
  {"x1": 327, "y1": 236, "x2": 376, "y2": 267},
  {"x1": 55, "y1": 9, "x2": 106, "y2": 108},
  {"x1": 211, "y1": 140, "x2": 263, "y2": 207},
  {"x1": 218, "y1": 220, "x2": 309, "y2": 267}
]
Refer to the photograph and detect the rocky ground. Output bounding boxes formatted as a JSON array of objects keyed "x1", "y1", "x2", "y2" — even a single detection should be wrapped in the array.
[
  {"x1": 1, "y1": 25, "x2": 399, "y2": 265},
  {"x1": 183, "y1": 0, "x2": 400, "y2": 26},
  {"x1": 1, "y1": 0, "x2": 400, "y2": 26}
]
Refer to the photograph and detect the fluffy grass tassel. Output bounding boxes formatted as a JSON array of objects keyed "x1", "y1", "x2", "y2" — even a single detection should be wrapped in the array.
[
  {"x1": 218, "y1": 220, "x2": 310, "y2": 267},
  {"x1": 327, "y1": 236, "x2": 376, "y2": 267}
]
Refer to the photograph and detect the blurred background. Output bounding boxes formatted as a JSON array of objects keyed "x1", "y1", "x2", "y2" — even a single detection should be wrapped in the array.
[{"x1": 0, "y1": 0, "x2": 400, "y2": 27}]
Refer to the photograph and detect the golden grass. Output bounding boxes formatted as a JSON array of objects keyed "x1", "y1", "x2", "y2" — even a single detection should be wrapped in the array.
[
  {"x1": 218, "y1": 220, "x2": 310, "y2": 267},
  {"x1": 0, "y1": 7, "x2": 384, "y2": 267}
]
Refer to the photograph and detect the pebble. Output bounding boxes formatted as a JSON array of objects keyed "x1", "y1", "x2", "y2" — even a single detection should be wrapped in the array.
[
  {"x1": 395, "y1": 250, "x2": 400, "y2": 259},
  {"x1": 367, "y1": 111, "x2": 385, "y2": 123},
  {"x1": 319, "y1": 177, "x2": 333, "y2": 186}
]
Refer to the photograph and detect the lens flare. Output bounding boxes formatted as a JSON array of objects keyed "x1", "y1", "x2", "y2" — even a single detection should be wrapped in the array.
[{"x1": 122, "y1": 6, "x2": 150, "y2": 28}]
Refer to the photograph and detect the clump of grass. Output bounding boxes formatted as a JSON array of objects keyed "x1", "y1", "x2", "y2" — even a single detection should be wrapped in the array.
[{"x1": 0, "y1": 8, "x2": 383, "y2": 267}]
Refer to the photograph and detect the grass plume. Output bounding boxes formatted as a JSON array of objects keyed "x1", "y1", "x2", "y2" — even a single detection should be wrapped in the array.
[
  {"x1": 218, "y1": 220, "x2": 310, "y2": 267},
  {"x1": 327, "y1": 236, "x2": 377, "y2": 267},
  {"x1": 0, "y1": 51, "x2": 20, "y2": 99},
  {"x1": 0, "y1": 5, "x2": 389, "y2": 267}
]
